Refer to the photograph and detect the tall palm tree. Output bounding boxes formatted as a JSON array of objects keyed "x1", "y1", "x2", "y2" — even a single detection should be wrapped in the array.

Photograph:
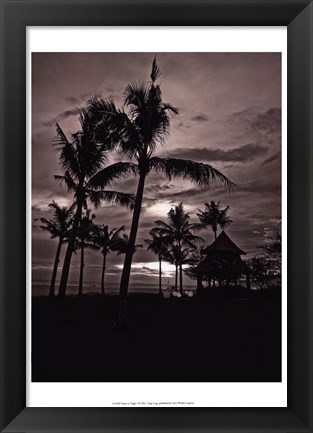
[
  {"x1": 164, "y1": 244, "x2": 193, "y2": 292},
  {"x1": 197, "y1": 201, "x2": 232, "y2": 241},
  {"x1": 94, "y1": 224, "x2": 127, "y2": 294},
  {"x1": 88, "y1": 58, "x2": 234, "y2": 323},
  {"x1": 145, "y1": 231, "x2": 169, "y2": 295},
  {"x1": 38, "y1": 201, "x2": 76, "y2": 296},
  {"x1": 54, "y1": 109, "x2": 136, "y2": 296},
  {"x1": 76, "y1": 210, "x2": 99, "y2": 296},
  {"x1": 152, "y1": 203, "x2": 203, "y2": 294}
]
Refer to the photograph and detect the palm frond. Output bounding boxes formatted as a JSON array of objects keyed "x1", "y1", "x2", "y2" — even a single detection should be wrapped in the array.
[
  {"x1": 111, "y1": 225, "x2": 125, "y2": 239},
  {"x1": 53, "y1": 123, "x2": 70, "y2": 148},
  {"x1": 54, "y1": 172, "x2": 77, "y2": 193},
  {"x1": 187, "y1": 222, "x2": 205, "y2": 232},
  {"x1": 83, "y1": 242, "x2": 100, "y2": 251},
  {"x1": 39, "y1": 218, "x2": 59, "y2": 238},
  {"x1": 110, "y1": 236, "x2": 128, "y2": 254},
  {"x1": 88, "y1": 190, "x2": 136, "y2": 210},
  {"x1": 88, "y1": 162, "x2": 138, "y2": 188},
  {"x1": 67, "y1": 201, "x2": 77, "y2": 215},
  {"x1": 150, "y1": 56, "x2": 162, "y2": 83},
  {"x1": 88, "y1": 97, "x2": 142, "y2": 158},
  {"x1": 152, "y1": 220, "x2": 172, "y2": 231},
  {"x1": 149, "y1": 157, "x2": 235, "y2": 191},
  {"x1": 87, "y1": 97, "x2": 119, "y2": 123},
  {"x1": 53, "y1": 124, "x2": 80, "y2": 177},
  {"x1": 163, "y1": 103, "x2": 179, "y2": 115},
  {"x1": 113, "y1": 234, "x2": 142, "y2": 255},
  {"x1": 182, "y1": 237, "x2": 202, "y2": 250},
  {"x1": 124, "y1": 82, "x2": 147, "y2": 109}
]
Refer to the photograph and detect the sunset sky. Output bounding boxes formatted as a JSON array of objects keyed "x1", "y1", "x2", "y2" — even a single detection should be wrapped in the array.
[{"x1": 32, "y1": 52, "x2": 281, "y2": 290}]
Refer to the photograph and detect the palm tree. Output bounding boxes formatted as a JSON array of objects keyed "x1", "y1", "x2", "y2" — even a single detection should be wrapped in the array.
[
  {"x1": 164, "y1": 244, "x2": 193, "y2": 292},
  {"x1": 113, "y1": 234, "x2": 142, "y2": 256},
  {"x1": 88, "y1": 58, "x2": 234, "y2": 322},
  {"x1": 197, "y1": 201, "x2": 232, "y2": 241},
  {"x1": 145, "y1": 231, "x2": 169, "y2": 295},
  {"x1": 152, "y1": 203, "x2": 203, "y2": 294},
  {"x1": 94, "y1": 224, "x2": 127, "y2": 294},
  {"x1": 75, "y1": 210, "x2": 99, "y2": 296},
  {"x1": 38, "y1": 201, "x2": 76, "y2": 296},
  {"x1": 184, "y1": 245, "x2": 208, "y2": 289},
  {"x1": 164, "y1": 244, "x2": 179, "y2": 292},
  {"x1": 54, "y1": 109, "x2": 136, "y2": 296}
]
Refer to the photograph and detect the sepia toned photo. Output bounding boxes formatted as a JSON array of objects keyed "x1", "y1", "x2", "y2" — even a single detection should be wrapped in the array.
[{"x1": 32, "y1": 52, "x2": 282, "y2": 383}]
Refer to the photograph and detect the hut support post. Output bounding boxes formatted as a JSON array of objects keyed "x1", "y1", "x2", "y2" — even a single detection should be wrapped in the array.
[{"x1": 246, "y1": 272, "x2": 251, "y2": 290}]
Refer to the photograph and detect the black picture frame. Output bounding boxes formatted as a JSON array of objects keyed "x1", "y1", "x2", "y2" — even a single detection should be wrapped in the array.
[{"x1": 0, "y1": 0, "x2": 312, "y2": 432}]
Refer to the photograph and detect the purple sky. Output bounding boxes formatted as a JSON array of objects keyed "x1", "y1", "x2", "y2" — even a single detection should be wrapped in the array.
[{"x1": 32, "y1": 52, "x2": 281, "y2": 289}]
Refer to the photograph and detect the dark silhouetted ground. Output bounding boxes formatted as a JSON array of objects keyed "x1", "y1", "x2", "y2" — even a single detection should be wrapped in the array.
[{"x1": 32, "y1": 289, "x2": 281, "y2": 382}]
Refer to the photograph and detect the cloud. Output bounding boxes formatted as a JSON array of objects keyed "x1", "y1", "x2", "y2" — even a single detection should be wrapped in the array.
[
  {"x1": 32, "y1": 204, "x2": 45, "y2": 212},
  {"x1": 232, "y1": 108, "x2": 250, "y2": 117},
  {"x1": 64, "y1": 93, "x2": 91, "y2": 105},
  {"x1": 158, "y1": 187, "x2": 207, "y2": 201},
  {"x1": 145, "y1": 184, "x2": 173, "y2": 194},
  {"x1": 260, "y1": 151, "x2": 281, "y2": 167},
  {"x1": 42, "y1": 107, "x2": 82, "y2": 127},
  {"x1": 251, "y1": 108, "x2": 281, "y2": 134},
  {"x1": 178, "y1": 122, "x2": 191, "y2": 129},
  {"x1": 165, "y1": 143, "x2": 268, "y2": 163},
  {"x1": 191, "y1": 114, "x2": 209, "y2": 122},
  {"x1": 239, "y1": 180, "x2": 281, "y2": 195},
  {"x1": 230, "y1": 107, "x2": 281, "y2": 138}
]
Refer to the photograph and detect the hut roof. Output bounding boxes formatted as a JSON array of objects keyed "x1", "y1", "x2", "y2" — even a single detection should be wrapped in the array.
[
  {"x1": 204, "y1": 231, "x2": 246, "y2": 255},
  {"x1": 195, "y1": 254, "x2": 247, "y2": 274}
]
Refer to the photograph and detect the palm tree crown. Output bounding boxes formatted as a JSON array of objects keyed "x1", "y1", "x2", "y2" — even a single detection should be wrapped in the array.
[
  {"x1": 39, "y1": 200, "x2": 75, "y2": 240},
  {"x1": 197, "y1": 201, "x2": 232, "y2": 241},
  {"x1": 145, "y1": 231, "x2": 168, "y2": 259},
  {"x1": 54, "y1": 110, "x2": 136, "y2": 211},
  {"x1": 153, "y1": 203, "x2": 204, "y2": 248},
  {"x1": 94, "y1": 224, "x2": 126, "y2": 256}
]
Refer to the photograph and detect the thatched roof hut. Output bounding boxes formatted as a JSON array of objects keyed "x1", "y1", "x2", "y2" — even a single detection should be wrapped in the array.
[
  {"x1": 203, "y1": 230, "x2": 246, "y2": 256},
  {"x1": 195, "y1": 231, "x2": 249, "y2": 289}
]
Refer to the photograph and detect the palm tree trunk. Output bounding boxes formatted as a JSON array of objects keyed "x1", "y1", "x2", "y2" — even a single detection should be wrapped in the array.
[
  {"x1": 175, "y1": 265, "x2": 178, "y2": 291},
  {"x1": 119, "y1": 173, "x2": 146, "y2": 295},
  {"x1": 158, "y1": 256, "x2": 162, "y2": 295},
  {"x1": 118, "y1": 172, "x2": 146, "y2": 326},
  {"x1": 79, "y1": 243, "x2": 84, "y2": 296},
  {"x1": 49, "y1": 239, "x2": 62, "y2": 297},
  {"x1": 178, "y1": 240, "x2": 183, "y2": 294},
  {"x1": 58, "y1": 201, "x2": 83, "y2": 296},
  {"x1": 179, "y1": 262, "x2": 183, "y2": 294},
  {"x1": 101, "y1": 253, "x2": 107, "y2": 294}
]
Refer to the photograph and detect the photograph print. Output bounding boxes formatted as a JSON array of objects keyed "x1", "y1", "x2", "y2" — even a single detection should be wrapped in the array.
[{"x1": 32, "y1": 52, "x2": 282, "y2": 382}]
